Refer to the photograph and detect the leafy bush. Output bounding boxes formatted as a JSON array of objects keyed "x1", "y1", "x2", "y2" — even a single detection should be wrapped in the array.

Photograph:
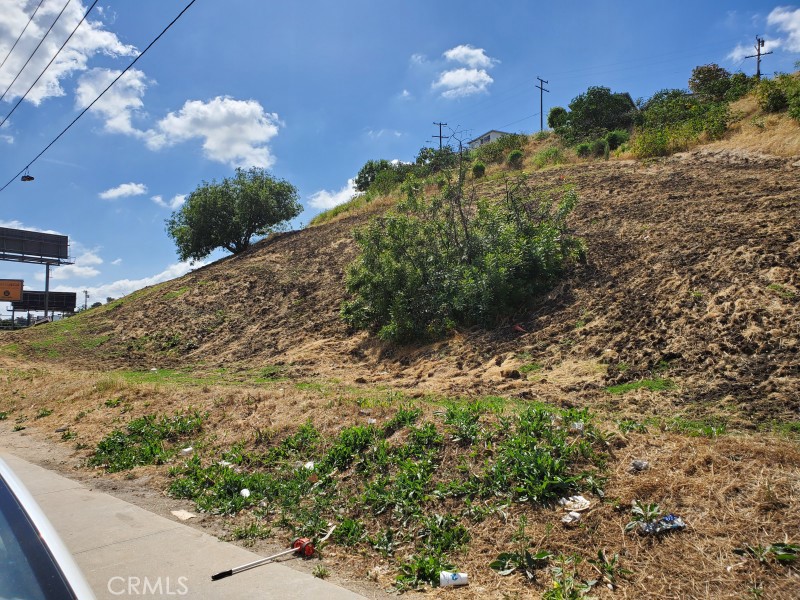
[
  {"x1": 725, "y1": 72, "x2": 756, "y2": 102},
  {"x1": 552, "y1": 86, "x2": 637, "y2": 143},
  {"x1": 632, "y1": 88, "x2": 730, "y2": 158},
  {"x1": 590, "y1": 138, "x2": 609, "y2": 159},
  {"x1": 689, "y1": 63, "x2": 733, "y2": 101},
  {"x1": 575, "y1": 143, "x2": 591, "y2": 158},
  {"x1": 471, "y1": 133, "x2": 527, "y2": 165},
  {"x1": 532, "y1": 146, "x2": 564, "y2": 169},
  {"x1": 756, "y1": 78, "x2": 789, "y2": 112},
  {"x1": 507, "y1": 149, "x2": 524, "y2": 169},
  {"x1": 341, "y1": 178, "x2": 584, "y2": 342},
  {"x1": 472, "y1": 161, "x2": 486, "y2": 178},
  {"x1": 605, "y1": 129, "x2": 629, "y2": 150}
]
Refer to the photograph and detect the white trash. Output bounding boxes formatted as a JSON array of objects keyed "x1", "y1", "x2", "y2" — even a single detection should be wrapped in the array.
[
  {"x1": 561, "y1": 511, "x2": 582, "y2": 525},
  {"x1": 558, "y1": 495, "x2": 591, "y2": 512},
  {"x1": 180, "y1": 446, "x2": 193, "y2": 456},
  {"x1": 304, "y1": 461, "x2": 315, "y2": 470},
  {"x1": 240, "y1": 489, "x2": 250, "y2": 498},
  {"x1": 439, "y1": 571, "x2": 469, "y2": 587}
]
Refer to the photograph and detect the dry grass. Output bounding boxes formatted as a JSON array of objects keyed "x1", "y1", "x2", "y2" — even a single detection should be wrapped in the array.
[{"x1": 3, "y1": 358, "x2": 798, "y2": 599}]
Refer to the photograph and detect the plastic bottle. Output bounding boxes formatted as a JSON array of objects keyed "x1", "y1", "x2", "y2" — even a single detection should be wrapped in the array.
[{"x1": 439, "y1": 571, "x2": 469, "y2": 587}]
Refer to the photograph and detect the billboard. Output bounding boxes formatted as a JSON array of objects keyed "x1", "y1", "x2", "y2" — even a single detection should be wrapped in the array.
[
  {"x1": 0, "y1": 227, "x2": 69, "y2": 261},
  {"x1": 11, "y1": 291, "x2": 77, "y2": 312},
  {"x1": 0, "y1": 279, "x2": 23, "y2": 302}
]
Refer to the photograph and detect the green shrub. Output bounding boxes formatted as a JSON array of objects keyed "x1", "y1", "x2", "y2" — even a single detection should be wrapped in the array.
[
  {"x1": 756, "y1": 78, "x2": 789, "y2": 112},
  {"x1": 605, "y1": 129, "x2": 629, "y2": 150},
  {"x1": 471, "y1": 133, "x2": 527, "y2": 165},
  {"x1": 532, "y1": 146, "x2": 564, "y2": 169},
  {"x1": 591, "y1": 138, "x2": 609, "y2": 159},
  {"x1": 507, "y1": 149, "x2": 524, "y2": 169},
  {"x1": 472, "y1": 161, "x2": 486, "y2": 178},
  {"x1": 725, "y1": 72, "x2": 756, "y2": 102},
  {"x1": 575, "y1": 142, "x2": 591, "y2": 157},
  {"x1": 341, "y1": 179, "x2": 584, "y2": 342}
]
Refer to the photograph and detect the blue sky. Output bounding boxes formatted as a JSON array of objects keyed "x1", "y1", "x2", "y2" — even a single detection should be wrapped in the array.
[{"x1": 0, "y1": 0, "x2": 796, "y2": 308}]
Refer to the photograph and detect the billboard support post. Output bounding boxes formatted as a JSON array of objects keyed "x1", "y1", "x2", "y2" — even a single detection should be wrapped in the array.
[{"x1": 44, "y1": 264, "x2": 50, "y2": 319}]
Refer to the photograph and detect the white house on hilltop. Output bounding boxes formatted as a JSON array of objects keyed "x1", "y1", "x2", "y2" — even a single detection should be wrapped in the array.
[{"x1": 467, "y1": 130, "x2": 513, "y2": 150}]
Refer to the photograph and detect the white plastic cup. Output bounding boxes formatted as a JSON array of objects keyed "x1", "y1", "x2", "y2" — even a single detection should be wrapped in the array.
[{"x1": 439, "y1": 571, "x2": 469, "y2": 587}]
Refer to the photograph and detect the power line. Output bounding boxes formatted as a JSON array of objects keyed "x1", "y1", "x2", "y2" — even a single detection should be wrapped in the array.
[
  {"x1": 0, "y1": 0, "x2": 199, "y2": 194},
  {"x1": 0, "y1": 0, "x2": 99, "y2": 130},
  {"x1": 0, "y1": 0, "x2": 73, "y2": 105},
  {"x1": 0, "y1": 0, "x2": 47, "y2": 75}
]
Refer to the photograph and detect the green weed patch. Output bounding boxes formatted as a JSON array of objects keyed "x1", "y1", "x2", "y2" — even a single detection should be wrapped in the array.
[
  {"x1": 89, "y1": 411, "x2": 206, "y2": 472},
  {"x1": 167, "y1": 402, "x2": 607, "y2": 589}
]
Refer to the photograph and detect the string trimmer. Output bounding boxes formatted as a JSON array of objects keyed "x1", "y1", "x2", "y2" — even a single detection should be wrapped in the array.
[{"x1": 211, "y1": 525, "x2": 336, "y2": 581}]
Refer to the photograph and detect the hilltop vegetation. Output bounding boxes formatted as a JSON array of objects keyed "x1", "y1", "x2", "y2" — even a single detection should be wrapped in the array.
[{"x1": 1, "y1": 71, "x2": 799, "y2": 599}]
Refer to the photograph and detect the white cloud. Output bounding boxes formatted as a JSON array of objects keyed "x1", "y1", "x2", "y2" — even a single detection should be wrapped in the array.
[
  {"x1": 145, "y1": 96, "x2": 281, "y2": 168},
  {"x1": 76, "y1": 68, "x2": 149, "y2": 136},
  {"x1": 433, "y1": 44, "x2": 498, "y2": 99},
  {"x1": 410, "y1": 53, "x2": 427, "y2": 65},
  {"x1": 151, "y1": 194, "x2": 186, "y2": 210},
  {"x1": 443, "y1": 44, "x2": 498, "y2": 69},
  {"x1": 728, "y1": 37, "x2": 782, "y2": 62},
  {"x1": 111, "y1": 258, "x2": 122, "y2": 266},
  {"x1": 400, "y1": 89, "x2": 412, "y2": 99},
  {"x1": 60, "y1": 260, "x2": 203, "y2": 301},
  {"x1": 99, "y1": 182, "x2": 148, "y2": 199},
  {"x1": 768, "y1": 6, "x2": 800, "y2": 52},
  {"x1": 433, "y1": 68, "x2": 494, "y2": 98},
  {"x1": 41, "y1": 250, "x2": 103, "y2": 281},
  {"x1": 308, "y1": 178, "x2": 359, "y2": 210},
  {"x1": 367, "y1": 129, "x2": 403, "y2": 139},
  {"x1": 0, "y1": 219, "x2": 61, "y2": 234},
  {"x1": 0, "y1": 0, "x2": 137, "y2": 105}
]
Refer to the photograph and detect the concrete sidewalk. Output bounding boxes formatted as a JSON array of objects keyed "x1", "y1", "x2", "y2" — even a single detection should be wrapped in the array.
[{"x1": 1, "y1": 452, "x2": 367, "y2": 600}]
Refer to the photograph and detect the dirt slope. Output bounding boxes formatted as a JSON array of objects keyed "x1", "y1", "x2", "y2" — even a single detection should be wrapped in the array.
[{"x1": 8, "y1": 147, "x2": 798, "y2": 423}]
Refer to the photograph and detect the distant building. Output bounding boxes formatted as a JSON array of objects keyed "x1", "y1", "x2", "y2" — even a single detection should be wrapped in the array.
[{"x1": 467, "y1": 130, "x2": 513, "y2": 150}]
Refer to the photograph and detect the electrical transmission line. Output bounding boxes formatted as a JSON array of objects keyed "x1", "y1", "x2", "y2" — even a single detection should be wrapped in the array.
[
  {"x1": 0, "y1": 0, "x2": 198, "y2": 194},
  {"x1": 0, "y1": 0, "x2": 47, "y2": 75},
  {"x1": 0, "y1": 0, "x2": 73, "y2": 105},
  {"x1": 0, "y1": 0, "x2": 99, "y2": 130}
]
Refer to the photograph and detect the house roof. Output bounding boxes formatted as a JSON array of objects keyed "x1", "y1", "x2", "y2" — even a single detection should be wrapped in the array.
[{"x1": 467, "y1": 130, "x2": 514, "y2": 144}]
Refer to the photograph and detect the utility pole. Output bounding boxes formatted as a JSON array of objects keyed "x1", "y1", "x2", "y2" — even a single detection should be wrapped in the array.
[
  {"x1": 535, "y1": 76, "x2": 549, "y2": 132},
  {"x1": 83, "y1": 289, "x2": 89, "y2": 311},
  {"x1": 432, "y1": 121, "x2": 448, "y2": 149},
  {"x1": 745, "y1": 36, "x2": 773, "y2": 81}
]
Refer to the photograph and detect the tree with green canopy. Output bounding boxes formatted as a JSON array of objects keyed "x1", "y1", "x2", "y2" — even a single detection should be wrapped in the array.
[{"x1": 166, "y1": 167, "x2": 301, "y2": 261}]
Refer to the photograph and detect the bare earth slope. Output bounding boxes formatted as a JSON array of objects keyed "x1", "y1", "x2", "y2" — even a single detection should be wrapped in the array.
[
  {"x1": 9, "y1": 148, "x2": 798, "y2": 423},
  {"x1": 2, "y1": 144, "x2": 799, "y2": 600}
]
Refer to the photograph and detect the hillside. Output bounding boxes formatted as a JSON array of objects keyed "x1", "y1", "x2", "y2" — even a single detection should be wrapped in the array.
[
  {"x1": 1, "y1": 127, "x2": 799, "y2": 598},
  {"x1": 5, "y1": 146, "x2": 798, "y2": 422}
]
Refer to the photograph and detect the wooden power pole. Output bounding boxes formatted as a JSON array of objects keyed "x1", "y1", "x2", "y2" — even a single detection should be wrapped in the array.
[
  {"x1": 536, "y1": 76, "x2": 549, "y2": 131},
  {"x1": 745, "y1": 36, "x2": 773, "y2": 81}
]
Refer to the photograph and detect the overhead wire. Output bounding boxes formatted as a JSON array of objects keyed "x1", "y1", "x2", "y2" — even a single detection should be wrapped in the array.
[
  {"x1": 0, "y1": 0, "x2": 198, "y2": 194},
  {"x1": 0, "y1": 0, "x2": 99, "y2": 130},
  {"x1": 0, "y1": 0, "x2": 72, "y2": 104},
  {"x1": 0, "y1": 0, "x2": 47, "y2": 75}
]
